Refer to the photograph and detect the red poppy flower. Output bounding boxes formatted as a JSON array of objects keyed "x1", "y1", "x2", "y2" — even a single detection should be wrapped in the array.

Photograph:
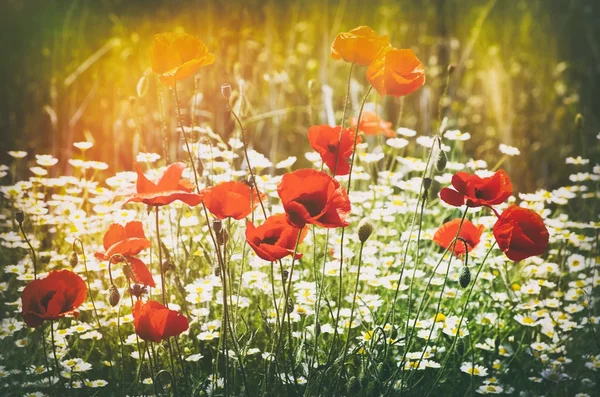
[
  {"x1": 201, "y1": 181, "x2": 265, "y2": 220},
  {"x1": 95, "y1": 221, "x2": 155, "y2": 287},
  {"x1": 150, "y1": 32, "x2": 215, "y2": 88},
  {"x1": 493, "y1": 205, "x2": 549, "y2": 261},
  {"x1": 308, "y1": 125, "x2": 360, "y2": 175},
  {"x1": 127, "y1": 162, "x2": 202, "y2": 207},
  {"x1": 132, "y1": 300, "x2": 189, "y2": 342},
  {"x1": 440, "y1": 170, "x2": 513, "y2": 208},
  {"x1": 331, "y1": 26, "x2": 390, "y2": 66},
  {"x1": 350, "y1": 110, "x2": 395, "y2": 138},
  {"x1": 433, "y1": 218, "x2": 485, "y2": 257},
  {"x1": 278, "y1": 169, "x2": 351, "y2": 229},
  {"x1": 366, "y1": 47, "x2": 425, "y2": 97},
  {"x1": 21, "y1": 270, "x2": 87, "y2": 328},
  {"x1": 246, "y1": 214, "x2": 309, "y2": 261}
]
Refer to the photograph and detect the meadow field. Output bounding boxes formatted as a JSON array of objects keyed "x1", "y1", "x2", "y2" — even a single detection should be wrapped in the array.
[{"x1": 0, "y1": 1, "x2": 599, "y2": 396}]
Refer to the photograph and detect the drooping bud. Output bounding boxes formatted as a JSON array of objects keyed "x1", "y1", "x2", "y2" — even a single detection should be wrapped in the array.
[
  {"x1": 108, "y1": 284, "x2": 120, "y2": 307},
  {"x1": 14, "y1": 211, "x2": 24, "y2": 226},
  {"x1": 459, "y1": 266, "x2": 471, "y2": 288},
  {"x1": 423, "y1": 177, "x2": 432, "y2": 192},
  {"x1": 69, "y1": 251, "x2": 79, "y2": 268},
  {"x1": 287, "y1": 299, "x2": 294, "y2": 314},
  {"x1": 435, "y1": 149, "x2": 447, "y2": 172},
  {"x1": 221, "y1": 83, "x2": 232, "y2": 100},
  {"x1": 162, "y1": 259, "x2": 174, "y2": 274},
  {"x1": 214, "y1": 266, "x2": 221, "y2": 277},
  {"x1": 282, "y1": 269, "x2": 289, "y2": 283},
  {"x1": 357, "y1": 218, "x2": 374, "y2": 243},
  {"x1": 136, "y1": 75, "x2": 148, "y2": 98}
]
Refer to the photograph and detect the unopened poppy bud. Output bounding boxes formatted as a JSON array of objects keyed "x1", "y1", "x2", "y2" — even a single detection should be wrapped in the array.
[
  {"x1": 435, "y1": 150, "x2": 447, "y2": 172},
  {"x1": 347, "y1": 376, "x2": 361, "y2": 394},
  {"x1": 287, "y1": 299, "x2": 294, "y2": 314},
  {"x1": 221, "y1": 83, "x2": 232, "y2": 100},
  {"x1": 108, "y1": 284, "x2": 120, "y2": 307},
  {"x1": 575, "y1": 113, "x2": 584, "y2": 129},
  {"x1": 315, "y1": 321, "x2": 321, "y2": 337},
  {"x1": 459, "y1": 266, "x2": 471, "y2": 288},
  {"x1": 282, "y1": 269, "x2": 289, "y2": 283},
  {"x1": 162, "y1": 259, "x2": 174, "y2": 274},
  {"x1": 69, "y1": 251, "x2": 79, "y2": 268},
  {"x1": 214, "y1": 266, "x2": 221, "y2": 277},
  {"x1": 14, "y1": 211, "x2": 24, "y2": 225},
  {"x1": 216, "y1": 229, "x2": 229, "y2": 245},
  {"x1": 136, "y1": 75, "x2": 148, "y2": 98},
  {"x1": 357, "y1": 218, "x2": 374, "y2": 243},
  {"x1": 212, "y1": 219, "x2": 222, "y2": 234},
  {"x1": 447, "y1": 64, "x2": 456, "y2": 76}
]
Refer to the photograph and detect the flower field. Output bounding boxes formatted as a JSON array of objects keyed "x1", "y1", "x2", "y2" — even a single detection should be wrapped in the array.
[{"x1": 1, "y1": 9, "x2": 600, "y2": 397}]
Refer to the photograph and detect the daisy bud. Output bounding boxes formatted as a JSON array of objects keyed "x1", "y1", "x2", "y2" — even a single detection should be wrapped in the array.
[
  {"x1": 69, "y1": 251, "x2": 79, "y2": 268},
  {"x1": 221, "y1": 83, "x2": 232, "y2": 100},
  {"x1": 347, "y1": 376, "x2": 361, "y2": 394},
  {"x1": 108, "y1": 284, "x2": 120, "y2": 307},
  {"x1": 459, "y1": 266, "x2": 471, "y2": 288},
  {"x1": 435, "y1": 149, "x2": 447, "y2": 172},
  {"x1": 136, "y1": 75, "x2": 148, "y2": 98},
  {"x1": 14, "y1": 210, "x2": 24, "y2": 226},
  {"x1": 575, "y1": 113, "x2": 584, "y2": 129},
  {"x1": 357, "y1": 218, "x2": 374, "y2": 243}
]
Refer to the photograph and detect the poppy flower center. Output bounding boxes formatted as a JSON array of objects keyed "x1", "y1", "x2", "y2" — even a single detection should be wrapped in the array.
[
  {"x1": 40, "y1": 291, "x2": 57, "y2": 310},
  {"x1": 327, "y1": 144, "x2": 338, "y2": 153},
  {"x1": 262, "y1": 235, "x2": 280, "y2": 245},
  {"x1": 474, "y1": 188, "x2": 484, "y2": 199}
]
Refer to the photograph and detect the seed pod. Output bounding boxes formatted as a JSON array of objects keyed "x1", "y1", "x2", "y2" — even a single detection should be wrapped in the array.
[
  {"x1": 136, "y1": 75, "x2": 148, "y2": 98},
  {"x1": 108, "y1": 284, "x2": 120, "y2": 307},
  {"x1": 423, "y1": 177, "x2": 432, "y2": 192},
  {"x1": 357, "y1": 218, "x2": 374, "y2": 243},
  {"x1": 212, "y1": 219, "x2": 222, "y2": 234},
  {"x1": 459, "y1": 266, "x2": 471, "y2": 288},
  {"x1": 14, "y1": 211, "x2": 24, "y2": 225},
  {"x1": 435, "y1": 150, "x2": 447, "y2": 172},
  {"x1": 69, "y1": 251, "x2": 79, "y2": 268},
  {"x1": 347, "y1": 376, "x2": 361, "y2": 394},
  {"x1": 216, "y1": 229, "x2": 229, "y2": 245},
  {"x1": 221, "y1": 83, "x2": 232, "y2": 100}
]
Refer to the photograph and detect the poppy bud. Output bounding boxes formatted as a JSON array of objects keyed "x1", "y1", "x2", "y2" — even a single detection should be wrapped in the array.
[
  {"x1": 315, "y1": 321, "x2": 321, "y2": 337},
  {"x1": 162, "y1": 259, "x2": 174, "y2": 274},
  {"x1": 347, "y1": 376, "x2": 361, "y2": 394},
  {"x1": 575, "y1": 113, "x2": 584, "y2": 130},
  {"x1": 221, "y1": 83, "x2": 232, "y2": 100},
  {"x1": 282, "y1": 269, "x2": 289, "y2": 283},
  {"x1": 136, "y1": 75, "x2": 148, "y2": 98},
  {"x1": 377, "y1": 362, "x2": 391, "y2": 379},
  {"x1": 14, "y1": 211, "x2": 24, "y2": 225},
  {"x1": 459, "y1": 266, "x2": 471, "y2": 288},
  {"x1": 69, "y1": 251, "x2": 79, "y2": 268},
  {"x1": 216, "y1": 229, "x2": 228, "y2": 245},
  {"x1": 108, "y1": 284, "x2": 120, "y2": 307},
  {"x1": 287, "y1": 299, "x2": 294, "y2": 314},
  {"x1": 435, "y1": 150, "x2": 447, "y2": 172},
  {"x1": 357, "y1": 218, "x2": 374, "y2": 243},
  {"x1": 448, "y1": 64, "x2": 456, "y2": 76},
  {"x1": 212, "y1": 219, "x2": 222, "y2": 234},
  {"x1": 123, "y1": 264, "x2": 133, "y2": 281},
  {"x1": 214, "y1": 266, "x2": 221, "y2": 277}
]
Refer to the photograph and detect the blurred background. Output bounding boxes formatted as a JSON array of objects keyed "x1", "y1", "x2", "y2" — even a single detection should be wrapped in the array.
[{"x1": 0, "y1": 0, "x2": 598, "y2": 193}]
